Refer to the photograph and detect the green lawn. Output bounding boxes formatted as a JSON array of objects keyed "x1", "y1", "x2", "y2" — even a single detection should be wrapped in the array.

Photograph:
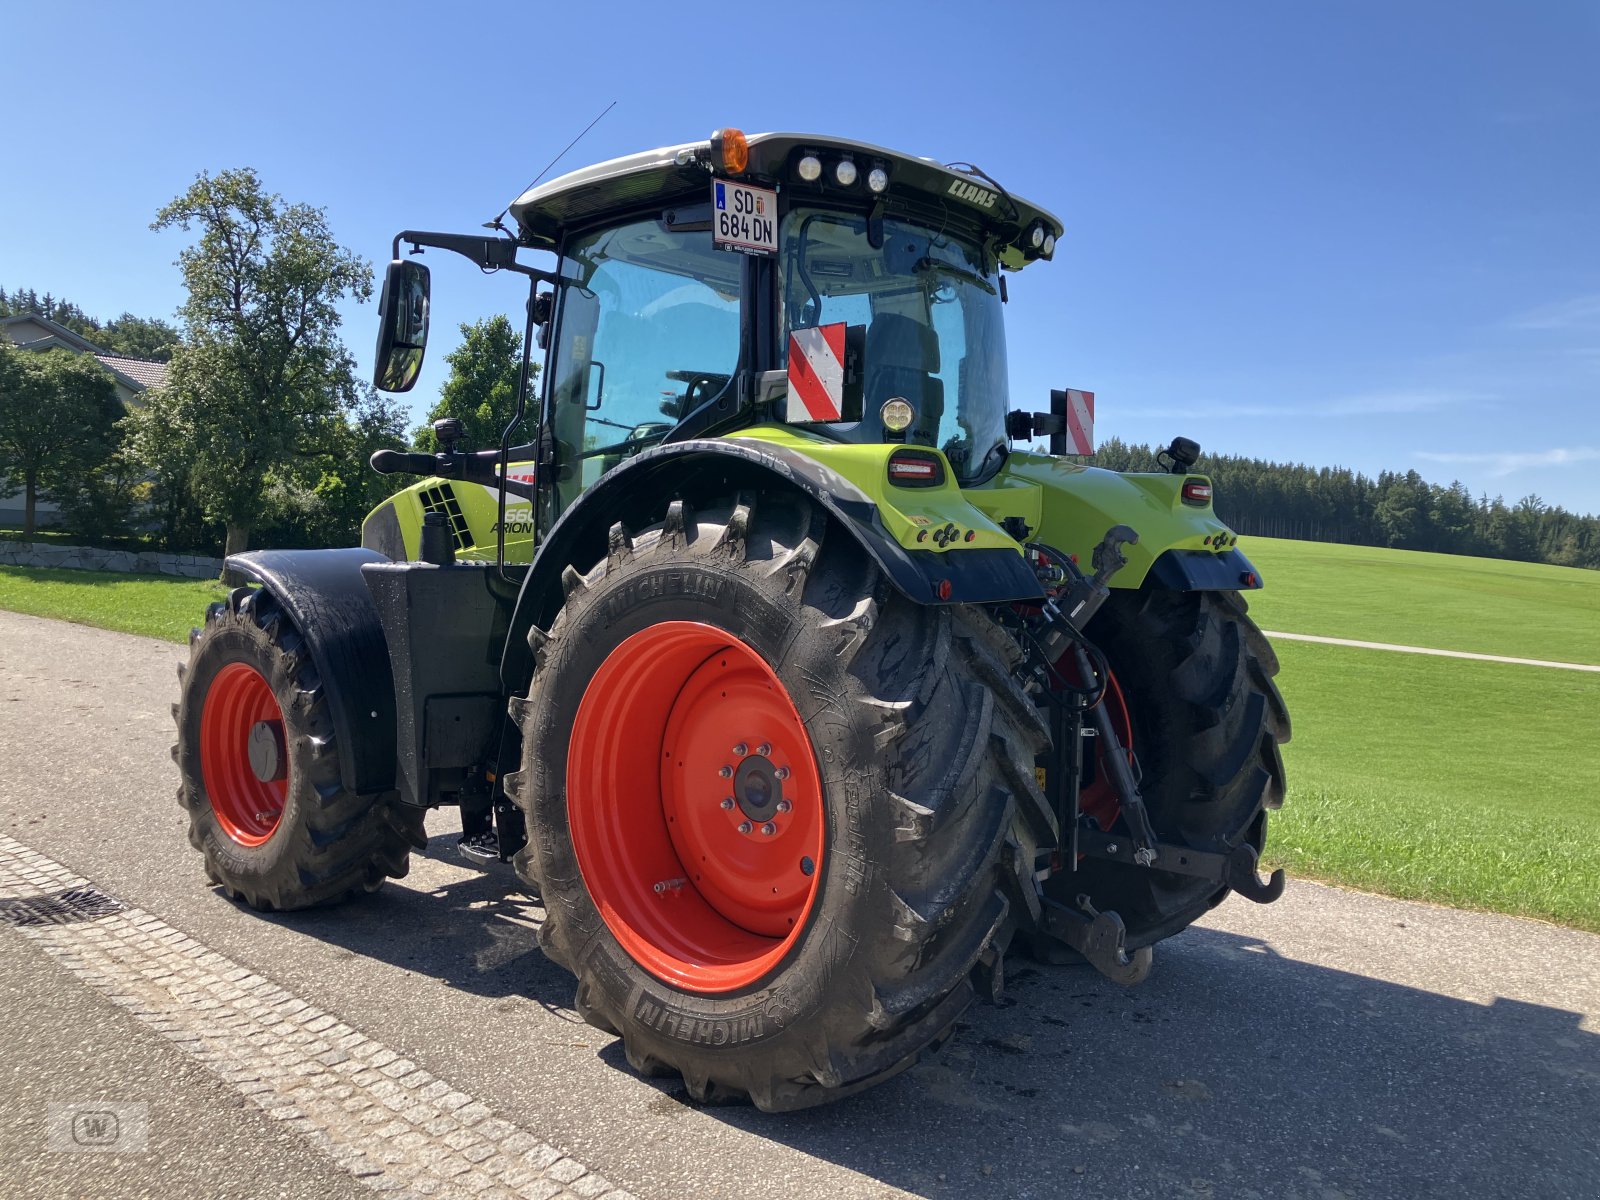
[
  {"x1": 1263, "y1": 639, "x2": 1600, "y2": 931},
  {"x1": 1242, "y1": 536, "x2": 1600, "y2": 665},
  {"x1": 0, "y1": 565, "x2": 228, "y2": 643}
]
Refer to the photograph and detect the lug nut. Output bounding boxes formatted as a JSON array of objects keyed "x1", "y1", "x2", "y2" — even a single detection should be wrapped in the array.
[
  {"x1": 738, "y1": 821, "x2": 753, "y2": 834},
  {"x1": 718, "y1": 765, "x2": 733, "y2": 778},
  {"x1": 757, "y1": 742, "x2": 772, "y2": 756},
  {"x1": 761, "y1": 822, "x2": 777, "y2": 836},
  {"x1": 720, "y1": 797, "x2": 734, "y2": 810},
  {"x1": 776, "y1": 799, "x2": 791, "y2": 813},
  {"x1": 775, "y1": 766, "x2": 790, "y2": 780},
  {"x1": 733, "y1": 742, "x2": 748, "y2": 757}
]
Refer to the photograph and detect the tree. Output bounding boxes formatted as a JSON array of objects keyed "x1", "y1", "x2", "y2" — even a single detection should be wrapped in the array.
[
  {"x1": 120, "y1": 388, "x2": 214, "y2": 552},
  {"x1": 130, "y1": 168, "x2": 372, "y2": 568},
  {"x1": 256, "y1": 386, "x2": 409, "y2": 549},
  {"x1": 1372, "y1": 470, "x2": 1425, "y2": 548},
  {"x1": 98, "y1": 314, "x2": 181, "y2": 361},
  {"x1": 412, "y1": 315, "x2": 534, "y2": 452},
  {"x1": 1090, "y1": 438, "x2": 1600, "y2": 570},
  {"x1": 0, "y1": 345, "x2": 123, "y2": 535}
]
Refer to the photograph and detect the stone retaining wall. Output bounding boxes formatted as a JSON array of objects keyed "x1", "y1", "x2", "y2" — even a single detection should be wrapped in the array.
[{"x1": 0, "y1": 540, "x2": 223, "y2": 579}]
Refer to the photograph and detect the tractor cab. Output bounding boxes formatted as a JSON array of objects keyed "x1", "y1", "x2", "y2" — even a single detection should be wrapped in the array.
[
  {"x1": 366, "y1": 130, "x2": 1065, "y2": 560},
  {"x1": 512, "y1": 131, "x2": 1060, "y2": 500}
]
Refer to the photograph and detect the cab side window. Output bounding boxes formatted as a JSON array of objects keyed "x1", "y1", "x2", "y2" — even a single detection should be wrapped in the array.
[{"x1": 547, "y1": 219, "x2": 741, "y2": 514}]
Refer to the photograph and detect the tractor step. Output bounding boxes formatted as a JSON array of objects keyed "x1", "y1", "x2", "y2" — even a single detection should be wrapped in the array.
[{"x1": 456, "y1": 831, "x2": 502, "y2": 866}]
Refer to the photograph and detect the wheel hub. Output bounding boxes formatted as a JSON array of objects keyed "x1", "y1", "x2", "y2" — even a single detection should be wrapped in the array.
[
  {"x1": 733, "y1": 753, "x2": 782, "y2": 823},
  {"x1": 247, "y1": 720, "x2": 286, "y2": 783}
]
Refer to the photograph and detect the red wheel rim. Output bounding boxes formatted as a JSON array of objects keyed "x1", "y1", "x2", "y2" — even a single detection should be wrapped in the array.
[
  {"x1": 200, "y1": 662, "x2": 287, "y2": 847},
  {"x1": 567, "y1": 621, "x2": 825, "y2": 994},
  {"x1": 1055, "y1": 652, "x2": 1134, "y2": 833}
]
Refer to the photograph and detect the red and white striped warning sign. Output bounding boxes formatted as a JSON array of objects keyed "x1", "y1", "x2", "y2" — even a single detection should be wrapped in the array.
[
  {"x1": 1063, "y1": 388, "x2": 1094, "y2": 455},
  {"x1": 786, "y1": 324, "x2": 846, "y2": 422}
]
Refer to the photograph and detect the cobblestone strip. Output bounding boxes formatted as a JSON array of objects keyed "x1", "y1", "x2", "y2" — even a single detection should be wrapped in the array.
[{"x1": 0, "y1": 834, "x2": 635, "y2": 1200}]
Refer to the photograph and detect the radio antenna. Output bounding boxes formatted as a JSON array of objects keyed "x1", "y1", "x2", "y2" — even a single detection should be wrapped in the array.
[{"x1": 484, "y1": 100, "x2": 618, "y2": 233}]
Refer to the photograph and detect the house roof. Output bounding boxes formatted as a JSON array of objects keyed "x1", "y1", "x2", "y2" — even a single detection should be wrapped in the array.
[
  {"x1": 0, "y1": 313, "x2": 102, "y2": 353},
  {"x1": 1, "y1": 313, "x2": 169, "y2": 393},
  {"x1": 93, "y1": 353, "x2": 169, "y2": 391}
]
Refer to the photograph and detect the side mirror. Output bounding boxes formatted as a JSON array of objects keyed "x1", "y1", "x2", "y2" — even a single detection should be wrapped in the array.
[{"x1": 374, "y1": 259, "x2": 430, "y2": 392}]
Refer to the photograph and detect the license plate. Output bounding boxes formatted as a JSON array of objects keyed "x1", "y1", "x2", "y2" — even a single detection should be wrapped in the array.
[{"x1": 711, "y1": 178, "x2": 777, "y2": 256}]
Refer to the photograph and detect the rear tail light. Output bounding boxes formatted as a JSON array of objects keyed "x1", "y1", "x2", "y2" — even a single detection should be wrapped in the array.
[
  {"x1": 887, "y1": 449, "x2": 944, "y2": 488},
  {"x1": 1181, "y1": 478, "x2": 1212, "y2": 507}
]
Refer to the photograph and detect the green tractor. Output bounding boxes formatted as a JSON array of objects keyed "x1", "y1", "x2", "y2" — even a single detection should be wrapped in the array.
[{"x1": 172, "y1": 129, "x2": 1290, "y2": 1110}]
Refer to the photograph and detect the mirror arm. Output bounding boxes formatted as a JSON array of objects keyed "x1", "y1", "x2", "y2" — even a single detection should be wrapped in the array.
[
  {"x1": 497, "y1": 273, "x2": 543, "y2": 579},
  {"x1": 391, "y1": 230, "x2": 555, "y2": 282}
]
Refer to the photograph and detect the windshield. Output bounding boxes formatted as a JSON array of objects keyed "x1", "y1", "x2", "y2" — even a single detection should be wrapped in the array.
[
  {"x1": 547, "y1": 218, "x2": 742, "y2": 515},
  {"x1": 780, "y1": 208, "x2": 1010, "y2": 481}
]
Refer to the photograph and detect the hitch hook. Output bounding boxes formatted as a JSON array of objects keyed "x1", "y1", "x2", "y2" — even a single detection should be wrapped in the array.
[
  {"x1": 1226, "y1": 844, "x2": 1286, "y2": 904},
  {"x1": 1075, "y1": 895, "x2": 1154, "y2": 986},
  {"x1": 1039, "y1": 895, "x2": 1154, "y2": 986}
]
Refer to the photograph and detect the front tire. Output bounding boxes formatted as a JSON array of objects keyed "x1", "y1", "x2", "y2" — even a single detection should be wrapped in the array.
[
  {"x1": 173, "y1": 587, "x2": 424, "y2": 911},
  {"x1": 509, "y1": 495, "x2": 1051, "y2": 1110}
]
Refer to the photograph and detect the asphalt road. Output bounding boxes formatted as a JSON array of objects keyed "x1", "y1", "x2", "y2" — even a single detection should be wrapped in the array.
[{"x1": 1, "y1": 608, "x2": 1596, "y2": 1200}]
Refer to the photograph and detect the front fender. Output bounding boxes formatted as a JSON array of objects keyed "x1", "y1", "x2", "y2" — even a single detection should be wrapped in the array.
[{"x1": 227, "y1": 548, "x2": 397, "y2": 795}]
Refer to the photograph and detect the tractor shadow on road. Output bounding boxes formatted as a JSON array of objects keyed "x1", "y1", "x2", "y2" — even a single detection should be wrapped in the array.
[
  {"x1": 655, "y1": 925, "x2": 1599, "y2": 1200},
  {"x1": 261, "y1": 839, "x2": 1598, "y2": 1199}
]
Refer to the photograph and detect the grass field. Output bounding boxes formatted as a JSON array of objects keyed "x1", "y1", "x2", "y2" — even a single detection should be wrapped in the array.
[
  {"x1": 2, "y1": 542, "x2": 1597, "y2": 930},
  {"x1": 0, "y1": 566, "x2": 228, "y2": 643},
  {"x1": 1233, "y1": 539, "x2": 1600, "y2": 928},
  {"x1": 1262, "y1": 639, "x2": 1599, "y2": 930},
  {"x1": 1241, "y1": 536, "x2": 1600, "y2": 664}
]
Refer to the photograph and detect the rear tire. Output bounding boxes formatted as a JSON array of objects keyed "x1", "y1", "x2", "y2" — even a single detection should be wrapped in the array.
[
  {"x1": 1050, "y1": 586, "x2": 1290, "y2": 948},
  {"x1": 509, "y1": 494, "x2": 1052, "y2": 1110},
  {"x1": 173, "y1": 586, "x2": 425, "y2": 911}
]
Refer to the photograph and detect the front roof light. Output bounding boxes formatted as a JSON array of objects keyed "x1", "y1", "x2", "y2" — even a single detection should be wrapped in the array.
[
  {"x1": 866, "y1": 165, "x2": 889, "y2": 193},
  {"x1": 834, "y1": 158, "x2": 858, "y2": 187},
  {"x1": 1029, "y1": 224, "x2": 1045, "y2": 249},
  {"x1": 1042, "y1": 233, "x2": 1056, "y2": 256},
  {"x1": 796, "y1": 154, "x2": 822, "y2": 182}
]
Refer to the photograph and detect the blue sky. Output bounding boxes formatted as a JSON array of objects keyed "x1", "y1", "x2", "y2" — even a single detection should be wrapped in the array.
[{"x1": 3, "y1": 1, "x2": 1597, "y2": 512}]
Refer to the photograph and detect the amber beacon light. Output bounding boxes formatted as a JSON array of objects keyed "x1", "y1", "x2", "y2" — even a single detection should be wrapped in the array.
[{"x1": 711, "y1": 128, "x2": 749, "y2": 174}]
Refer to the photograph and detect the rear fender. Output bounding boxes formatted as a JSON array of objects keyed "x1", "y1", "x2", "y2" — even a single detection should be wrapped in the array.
[
  {"x1": 968, "y1": 452, "x2": 1264, "y2": 592},
  {"x1": 226, "y1": 549, "x2": 397, "y2": 795},
  {"x1": 500, "y1": 437, "x2": 1044, "y2": 692}
]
